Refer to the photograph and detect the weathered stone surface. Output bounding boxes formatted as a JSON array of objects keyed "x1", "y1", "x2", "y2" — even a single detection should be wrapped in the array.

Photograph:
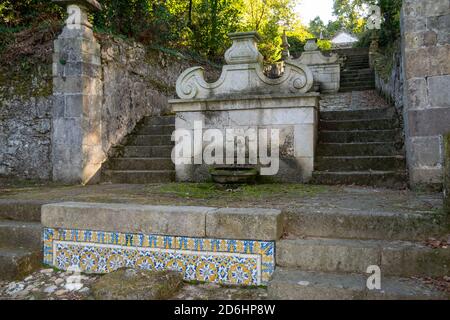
[
  {"x1": 445, "y1": 133, "x2": 450, "y2": 214},
  {"x1": 0, "y1": 248, "x2": 42, "y2": 281},
  {"x1": 175, "y1": 32, "x2": 314, "y2": 100},
  {"x1": 428, "y1": 76, "x2": 450, "y2": 107},
  {"x1": 276, "y1": 239, "x2": 380, "y2": 274},
  {"x1": 405, "y1": 78, "x2": 427, "y2": 110},
  {"x1": 206, "y1": 207, "x2": 282, "y2": 241},
  {"x1": 277, "y1": 238, "x2": 450, "y2": 277},
  {"x1": 42, "y1": 202, "x2": 212, "y2": 237},
  {"x1": 290, "y1": 46, "x2": 340, "y2": 93},
  {"x1": 268, "y1": 268, "x2": 448, "y2": 300},
  {"x1": 0, "y1": 96, "x2": 52, "y2": 180},
  {"x1": 409, "y1": 136, "x2": 443, "y2": 167},
  {"x1": 91, "y1": 269, "x2": 184, "y2": 300},
  {"x1": 407, "y1": 108, "x2": 450, "y2": 137}
]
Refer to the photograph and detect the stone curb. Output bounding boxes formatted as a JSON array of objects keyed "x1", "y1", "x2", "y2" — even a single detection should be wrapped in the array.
[{"x1": 41, "y1": 202, "x2": 283, "y2": 240}]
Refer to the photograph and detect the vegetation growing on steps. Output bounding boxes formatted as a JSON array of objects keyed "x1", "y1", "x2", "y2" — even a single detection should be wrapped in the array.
[{"x1": 157, "y1": 183, "x2": 328, "y2": 200}]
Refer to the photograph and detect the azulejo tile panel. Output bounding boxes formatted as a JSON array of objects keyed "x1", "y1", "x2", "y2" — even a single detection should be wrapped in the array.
[{"x1": 43, "y1": 228, "x2": 275, "y2": 286}]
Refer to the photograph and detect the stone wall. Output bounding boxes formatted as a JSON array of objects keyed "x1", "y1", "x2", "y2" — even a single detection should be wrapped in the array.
[
  {"x1": 401, "y1": 0, "x2": 450, "y2": 189},
  {"x1": 374, "y1": 42, "x2": 404, "y2": 115},
  {"x1": 1, "y1": 31, "x2": 218, "y2": 182},
  {"x1": 445, "y1": 133, "x2": 450, "y2": 213},
  {"x1": 100, "y1": 37, "x2": 205, "y2": 155},
  {"x1": 0, "y1": 96, "x2": 53, "y2": 180},
  {"x1": 0, "y1": 64, "x2": 53, "y2": 181}
]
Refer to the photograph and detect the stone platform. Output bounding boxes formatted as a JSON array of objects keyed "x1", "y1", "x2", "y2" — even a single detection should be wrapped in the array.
[{"x1": 42, "y1": 203, "x2": 281, "y2": 286}]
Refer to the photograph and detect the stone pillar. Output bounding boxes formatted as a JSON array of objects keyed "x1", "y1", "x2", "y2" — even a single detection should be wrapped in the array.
[
  {"x1": 401, "y1": 0, "x2": 450, "y2": 189},
  {"x1": 52, "y1": 0, "x2": 104, "y2": 184},
  {"x1": 369, "y1": 31, "x2": 379, "y2": 69}
]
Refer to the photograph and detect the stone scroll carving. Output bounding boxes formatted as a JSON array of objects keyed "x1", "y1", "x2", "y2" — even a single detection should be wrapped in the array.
[{"x1": 176, "y1": 32, "x2": 314, "y2": 100}]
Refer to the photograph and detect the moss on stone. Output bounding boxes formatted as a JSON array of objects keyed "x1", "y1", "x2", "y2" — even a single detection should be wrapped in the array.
[
  {"x1": 373, "y1": 42, "x2": 400, "y2": 82},
  {"x1": 156, "y1": 183, "x2": 328, "y2": 201},
  {"x1": 0, "y1": 57, "x2": 52, "y2": 104},
  {"x1": 91, "y1": 269, "x2": 184, "y2": 300}
]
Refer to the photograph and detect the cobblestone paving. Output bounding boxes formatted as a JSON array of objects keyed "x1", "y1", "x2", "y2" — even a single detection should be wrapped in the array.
[
  {"x1": 0, "y1": 269, "x2": 267, "y2": 300},
  {"x1": 320, "y1": 90, "x2": 390, "y2": 111}
]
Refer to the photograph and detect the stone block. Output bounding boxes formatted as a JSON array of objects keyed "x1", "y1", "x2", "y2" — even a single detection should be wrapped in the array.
[
  {"x1": 406, "y1": 78, "x2": 429, "y2": 109},
  {"x1": 294, "y1": 124, "x2": 315, "y2": 157},
  {"x1": 409, "y1": 136, "x2": 443, "y2": 167},
  {"x1": 407, "y1": 108, "x2": 450, "y2": 137},
  {"x1": 42, "y1": 203, "x2": 212, "y2": 237},
  {"x1": 409, "y1": 167, "x2": 443, "y2": 186},
  {"x1": 423, "y1": 0, "x2": 450, "y2": 17},
  {"x1": 428, "y1": 76, "x2": 450, "y2": 107},
  {"x1": 52, "y1": 118, "x2": 83, "y2": 146},
  {"x1": 52, "y1": 95, "x2": 66, "y2": 118},
  {"x1": 404, "y1": 48, "x2": 430, "y2": 79},
  {"x1": 206, "y1": 207, "x2": 283, "y2": 241},
  {"x1": 276, "y1": 239, "x2": 380, "y2": 274}
]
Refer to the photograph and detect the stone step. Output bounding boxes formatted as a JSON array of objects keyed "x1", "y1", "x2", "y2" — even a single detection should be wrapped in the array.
[
  {"x1": 102, "y1": 170, "x2": 175, "y2": 184},
  {"x1": 312, "y1": 171, "x2": 407, "y2": 189},
  {"x1": 320, "y1": 118, "x2": 399, "y2": 131},
  {"x1": 0, "y1": 221, "x2": 42, "y2": 250},
  {"x1": 0, "y1": 200, "x2": 44, "y2": 222},
  {"x1": 341, "y1": 72, "x2": 374, "y2": 78},
  {"x1": 283, "y1": 205, "x2": 447, "y2": 242},
  {"x1": 341, "y1": 67, "x2": 372, "y2": 73},
  {"x1": 345, "y1": 62, "x2": 370, "y2": 66},
  {"x1": 316, "y1": 156, "x2": 406, "y2": 171},
  {"x1": 344, "y1": 65, "x2": 371, "y2": 70},
  {"x1": 267, "y1": 268, "x2": 448, "y2": 300},
  {"x1": 319, "y1": 130, "x2": 402, "y2": 143},
  {"x1": 320, "y1": 108, "x2": 394, "y2": 120},
  {"x1": 340, "y1": 86, "x2": 376, "y2": 92},
  {"x1": 143, "y1": 116, "x2": 175, "y2": 126},
  {"x1": 128, "y1": 135, "x2": 173, "y2": 146},
  {"x1": 341, "y1": 77, "x2": 375, "y2": 82},
  {"x1": 276, "y1": 238, "x2": 450, "y2": 277},
  {"x1": 345, "y1": 61, "x2": 369, "y2": 65},
  {"x1": 317, "y1": 142, "x2": 402, "y2": 157},
  {"x1": 122, "y1": 146, "x2": 173, "y2": 158},
  {"x1": 106, "y1": 158, "x2": 174, "y2": 171},
  {"x1": 0, "y1": 247, "x2": 42, "y2": 281},
  {"x1": 340, "y1": 78, "x2": 375, "y2": 84},
  {"x1": 42, "y1": 203, "x2": 282, "y2": 241},
  {"x1": 138, "y1": 125, "x2": 175, "y2": 135}
]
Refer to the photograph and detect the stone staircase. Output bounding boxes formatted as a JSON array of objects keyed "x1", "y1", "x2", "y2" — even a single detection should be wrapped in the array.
[
  {"x1": 340, "y1": 51, "x2": 375, "y2": 92},
  {"x1": 102, "y1": 116, "x2": 176, "y2": 184},
  {"x1": 312, "y1": 104, "x2": 408, "y2": 189},
  {"x1": 0, "y1": 201, "x2": 43, "y2": 280},
  {"x1": 268, "y1": 205, "x2": 450, "y2": 300}
]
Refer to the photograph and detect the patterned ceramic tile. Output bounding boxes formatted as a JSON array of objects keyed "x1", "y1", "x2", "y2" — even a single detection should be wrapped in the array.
[{"x1": 43, "y1": 228, "x2": 275, "y2": 286}]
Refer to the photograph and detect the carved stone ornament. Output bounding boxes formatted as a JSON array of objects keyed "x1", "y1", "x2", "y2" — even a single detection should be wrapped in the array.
[{"x1": 175, "y1": 32, "x2": 314, "y2": 100}]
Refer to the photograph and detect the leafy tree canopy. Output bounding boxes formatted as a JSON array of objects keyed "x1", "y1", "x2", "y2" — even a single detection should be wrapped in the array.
[{"x1": 1, "y1": 0, "x2": 402, "y2": 61}]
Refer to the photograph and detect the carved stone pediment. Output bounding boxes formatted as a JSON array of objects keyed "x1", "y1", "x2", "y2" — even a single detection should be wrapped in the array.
[{"x1": 175, "y1": 32, "x2": 314, "y2": 100}]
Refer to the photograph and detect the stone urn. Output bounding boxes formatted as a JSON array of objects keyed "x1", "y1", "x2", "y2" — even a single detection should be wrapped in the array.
[{"x1": 304, "y1": 38, "x2": 319, "y2": 52}]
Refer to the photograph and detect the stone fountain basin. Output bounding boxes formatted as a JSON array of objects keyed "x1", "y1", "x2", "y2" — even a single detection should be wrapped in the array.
[{"x1": 209, "y1": 166, "x2": 258, "y2": 185}]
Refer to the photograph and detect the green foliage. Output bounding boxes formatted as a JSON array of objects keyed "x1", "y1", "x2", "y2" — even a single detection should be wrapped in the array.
[
  {"x1": 0, "y1": 0, "x2": 402, "y2": 62},
  {"x1": 0, "y1": 0, "x2": 62, "y2": 27},
  {"x1": 333, "y1": 0, "x2": 402, "y2": 46}
]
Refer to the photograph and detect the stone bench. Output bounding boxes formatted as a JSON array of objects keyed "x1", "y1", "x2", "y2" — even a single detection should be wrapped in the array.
[{"x1": 42, "y1": 202, "x2": 282, "y2": 286}]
